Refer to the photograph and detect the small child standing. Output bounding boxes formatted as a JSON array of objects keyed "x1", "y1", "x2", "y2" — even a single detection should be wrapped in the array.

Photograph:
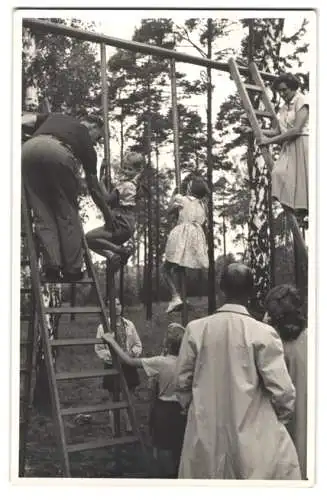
[
  {"x1": 102, "y1": 322, "x2": 186, "y2": 478},
  {"x1": 163, "y1": 175, "x2": 210, "y2": 313},
  {"x1": 86, "y1": 152, "x2": 145, "y2": 271}
]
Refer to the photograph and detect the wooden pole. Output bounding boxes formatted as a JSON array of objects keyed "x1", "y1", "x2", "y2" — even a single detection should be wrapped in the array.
[
  {"x1": 206, "y1": 18, "x2": 216, "y2": 315},
  {"x1": 24, "y1": 19, "x2": 278, "y2": 82},
  {"x1": 100, "y1": 43, "x2": 111, "y2": 187},
  {"x1": 170, "y1": 59, "x2": 181, "y2": 193},
  {"x1": 100, "y1": 43, "x2": 112, "y2": 304},
  {"x1": 170, "y1": 59, "x2": 187, "y2": 326}
]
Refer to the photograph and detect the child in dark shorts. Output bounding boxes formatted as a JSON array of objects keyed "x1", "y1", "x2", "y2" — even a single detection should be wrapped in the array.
[
  {"x1": 102, "y1": 322, "x2": 186, "y2": 478},
  {"x1": 86, "y1": 152, "x2": 145, "y2": 270}
]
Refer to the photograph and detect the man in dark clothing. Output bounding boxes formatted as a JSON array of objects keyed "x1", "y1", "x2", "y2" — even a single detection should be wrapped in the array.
[{"x1": 22, "y1": 112, "x2": 113, "y2": 282}]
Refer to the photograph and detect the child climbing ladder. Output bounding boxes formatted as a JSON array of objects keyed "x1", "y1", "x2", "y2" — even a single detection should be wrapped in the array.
[{"x1": 86, "y1": 152, "x2": 147, "y2": 273}]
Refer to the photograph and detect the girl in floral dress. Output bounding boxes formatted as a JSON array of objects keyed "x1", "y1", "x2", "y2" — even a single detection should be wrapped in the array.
[{"x1": 162, "y1": 176, "x2": 210, "y2": 313}]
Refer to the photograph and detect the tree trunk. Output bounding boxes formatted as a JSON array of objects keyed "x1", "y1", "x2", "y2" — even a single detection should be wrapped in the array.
[
  {"x1": 247, "y1": 19, "x2": 284, "y2": 316},
  {"x1": 143, "y1": 220, "x2": 148, "y2": 306}
]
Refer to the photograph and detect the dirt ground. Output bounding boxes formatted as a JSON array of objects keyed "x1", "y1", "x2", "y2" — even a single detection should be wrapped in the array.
[{"x1": 20, "y1": 298, "x2": 209, "y2": 478}]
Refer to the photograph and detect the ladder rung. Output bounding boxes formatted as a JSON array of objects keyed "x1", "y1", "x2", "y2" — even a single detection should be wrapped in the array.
[
  {"x1": 245, "y1": 83, "x2": 263, "y2": 92},
  {"x1": 56, "y1": 368, "x2": 119, "y2": 381},
  {"x1": 20, "y1": 339, "x2": 33, "y2": 346},
  {"x1": 61, "y1": 401, "x2": 128, "y2": 416},
  {"x1": 45, "y1": 306, "x2": 102, "y2": 314},
  {"x1": 254, "y1": 109, "x2": 274, "y2": 118},
  {"x1": 67, "y1": 435, "x2": 138, "y2": 453},
  {"x1": 39, "y1": 278, "x2": 95, "y2": 285},
  {"x1": 51, "y1": 338, "x2": 106, "y2": 347},
  {"x1": 20, "y1": 315, "x2": 31, "y2": 321},
  {"x1": 20, "y1": 287, "x2": 32, "y2": 294},
  {"x1": 62, "y1": 278, "x2": 94, "y2": 284}
]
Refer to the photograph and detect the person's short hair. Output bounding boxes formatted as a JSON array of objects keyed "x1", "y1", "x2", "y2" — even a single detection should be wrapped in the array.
[
  {"x1": 220, "y1": 263, "x2": 254, "y2": 300},
  {"x1": 165, "y1": 322, "x2": 185, "y2": 355},
  {"x1": 272, "y1": 73, "x2": 301, "y2": 92},
  {"x1": 264, "y1": 285, "x2": 306, "y2": 341},
  {"x1": 123, "y1": 151, "x2": 144, "y2": 170}
]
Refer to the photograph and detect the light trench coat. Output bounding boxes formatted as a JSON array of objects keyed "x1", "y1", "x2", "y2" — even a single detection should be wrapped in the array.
[{"x1": 175, "y1": 304, "x2": 301, "y2": 480}]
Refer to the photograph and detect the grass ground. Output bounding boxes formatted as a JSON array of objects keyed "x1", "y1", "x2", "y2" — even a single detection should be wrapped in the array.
[{"x1": 21, "y1": 297, "x2": 210, "y2": 478}]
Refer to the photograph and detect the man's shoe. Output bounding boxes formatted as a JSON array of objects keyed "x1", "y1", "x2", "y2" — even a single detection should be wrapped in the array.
[{"x1": 166, "y1": 296, "x2": 183, "y2": 313}]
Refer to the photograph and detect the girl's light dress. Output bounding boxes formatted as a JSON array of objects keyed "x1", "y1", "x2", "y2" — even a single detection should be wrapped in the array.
[
  {"x1": 165, "y1": 194, "x2": 209, "y2": 269},
  {"x1": 272, "y1": 92, "x2": 309, "y2": 211}
]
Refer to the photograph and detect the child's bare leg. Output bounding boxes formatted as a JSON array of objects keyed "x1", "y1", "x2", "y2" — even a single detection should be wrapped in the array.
[{"x1": 162, "y1": 261, "x2": 180, "y2": 299}]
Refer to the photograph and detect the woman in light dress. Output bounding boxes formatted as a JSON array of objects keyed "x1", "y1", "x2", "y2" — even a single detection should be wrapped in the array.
[
  {"x1": 162, "y1": 176, "x2": 210, "y2": 313},
  {"x1": 260, "y1": 73, "x2": 309, "y2": 214}
]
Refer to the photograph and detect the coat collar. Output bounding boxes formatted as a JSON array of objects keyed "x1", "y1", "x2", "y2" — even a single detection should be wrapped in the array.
[{"x1": 217, "y1": 303, "x2": 251, "y2": 316}]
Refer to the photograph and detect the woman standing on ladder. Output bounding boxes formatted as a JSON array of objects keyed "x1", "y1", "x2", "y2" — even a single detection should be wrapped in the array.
[{"x1": 259, "y1": 73, "x2": 309, "y2": 217}]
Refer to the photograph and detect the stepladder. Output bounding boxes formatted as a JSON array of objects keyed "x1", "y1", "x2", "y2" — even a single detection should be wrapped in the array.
[
  {"x1": 19, "y1": 184, "x2": 150, "y2": 478},
  {"x1": 228, "y1": 57, "x2": 308, "y2": 267}
]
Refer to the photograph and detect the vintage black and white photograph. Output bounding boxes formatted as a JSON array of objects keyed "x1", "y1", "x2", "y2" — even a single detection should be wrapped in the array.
[{"x1": 13, "y1": 7, "x2": 316, "y2": 483}]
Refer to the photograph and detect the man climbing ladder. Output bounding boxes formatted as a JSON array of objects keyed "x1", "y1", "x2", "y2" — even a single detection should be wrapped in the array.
[
  {"x1": 20, "y1": 184, "x2": 150, "y2": 477},
  {"x1": 22, "y1": 110, "x2": 113, "y2": 282}
]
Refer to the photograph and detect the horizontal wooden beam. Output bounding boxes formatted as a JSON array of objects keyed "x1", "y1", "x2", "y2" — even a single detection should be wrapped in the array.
[{"x1": 22, "y1": 18, "x2": 277, "y2": 82}]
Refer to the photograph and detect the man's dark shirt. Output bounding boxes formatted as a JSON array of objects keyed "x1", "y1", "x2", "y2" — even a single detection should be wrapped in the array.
[{"x1": 32, "y1": 113, "x2": 97, "y2": 175}]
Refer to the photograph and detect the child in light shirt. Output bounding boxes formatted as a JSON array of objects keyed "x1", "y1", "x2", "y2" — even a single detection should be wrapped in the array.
[{"x1": 102, "y1": 322, "x2": 186, "y2": 478}]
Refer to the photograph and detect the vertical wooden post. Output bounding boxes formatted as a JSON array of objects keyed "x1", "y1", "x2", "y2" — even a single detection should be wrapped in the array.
[
  {"x1": 100, "y1": 43, "x2": 111, "y2": 187},
  {"x1": 170, "y1": 59, "x2": 181, "y2": 193},
  {"x1": 206, "y1": 18, "x2": 216, "y2": 314},
  {"x1": 108, "y1": 271, "x2": 122, "y2": 472},
  {"x1": 100, "y1": 43, "x2": 112, "y2": 304},
  {"x1": 170, "y1": 58, "x2": 187, "y2": 326}
]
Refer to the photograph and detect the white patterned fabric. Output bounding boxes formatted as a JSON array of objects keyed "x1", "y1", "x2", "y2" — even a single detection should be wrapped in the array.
[
  {"x1": 272, "y1": 92, "x2": 309, "y2": 210},
  {"x1": 164, "y1": 195, "x2": 208, "y2": 269}
]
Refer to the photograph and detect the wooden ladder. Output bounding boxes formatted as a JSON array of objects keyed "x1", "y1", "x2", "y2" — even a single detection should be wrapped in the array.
[
  {"x1": 19, "y1": 184, "x2": 150, "y2": 478},
  {"x1": 228, "y1": 57, "x2": 308, "y2": 263}
]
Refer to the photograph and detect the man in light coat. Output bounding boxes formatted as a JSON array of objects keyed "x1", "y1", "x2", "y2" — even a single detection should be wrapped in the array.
[{"x1": 175, "y1": 263, "x2": 301, "y2": 479}]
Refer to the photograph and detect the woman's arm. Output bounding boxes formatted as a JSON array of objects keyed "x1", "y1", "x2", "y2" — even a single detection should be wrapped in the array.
[
  {"x1": 101, "y1": 332, "x2": 143, "y2": 368},
  {"x1": 262, "y1": 128, "x2": 280, "y2": 137},
  {"x1": 259, "y1": 105, "x2": 309, "y2": 146}
]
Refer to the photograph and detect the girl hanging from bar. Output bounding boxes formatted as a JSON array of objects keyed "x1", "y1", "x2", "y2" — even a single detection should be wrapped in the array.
[
  {"x1": 86, "y1": 151, "x2": 147, "y2": 272},
  {"x1": 162, "y1": 174, "x2": 210, "y2": 313}
]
